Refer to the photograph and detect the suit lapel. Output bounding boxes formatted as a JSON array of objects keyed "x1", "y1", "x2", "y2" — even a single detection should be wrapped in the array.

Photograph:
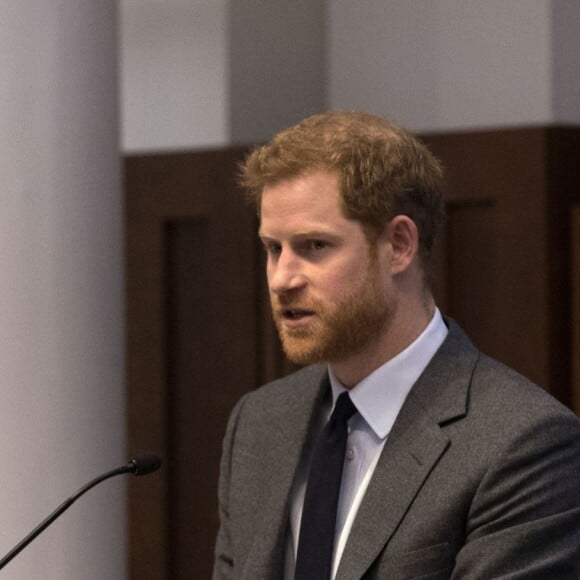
[
  {"x1": 242, "y1": 366, "x2": 331, "y2": 579},
  {"x1": 336, "y1": 393, "x2": 449, "y2": 580},
  {"x1": 336, "y1": 319, "x2": 478, "y2": 579}
]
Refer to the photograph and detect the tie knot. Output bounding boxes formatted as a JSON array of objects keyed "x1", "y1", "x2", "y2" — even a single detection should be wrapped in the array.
[{"x1": 332, "y1": 392, "x2": 357, "y2": 425}]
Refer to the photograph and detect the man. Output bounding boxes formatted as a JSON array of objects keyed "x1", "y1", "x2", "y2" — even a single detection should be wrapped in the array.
[{"x1": 213, "y1": 111, "x2": 580, "y2": 579}]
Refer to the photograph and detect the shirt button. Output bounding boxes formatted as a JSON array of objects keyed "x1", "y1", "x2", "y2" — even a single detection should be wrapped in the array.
[{"x1": 346, "y1": 448, "x2": 355, "y2": 461}]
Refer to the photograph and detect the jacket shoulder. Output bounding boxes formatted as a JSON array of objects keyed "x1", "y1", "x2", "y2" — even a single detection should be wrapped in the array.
[{"x1": 471, "y1": 353, "x2": 579, "y2": 425}]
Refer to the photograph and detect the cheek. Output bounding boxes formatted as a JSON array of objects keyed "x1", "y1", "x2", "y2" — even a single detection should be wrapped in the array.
[
  {"x1": 265, "y1": 259, "x2": 277, "y2": 284},
  {"x1": 319, "y1": 262, "x2": 370, "y2": 295}
]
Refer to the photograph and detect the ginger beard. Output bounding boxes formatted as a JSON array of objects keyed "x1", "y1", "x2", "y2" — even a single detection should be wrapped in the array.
[{"x1": 271, "y1": 252, "x2": 395, "y2": 366}]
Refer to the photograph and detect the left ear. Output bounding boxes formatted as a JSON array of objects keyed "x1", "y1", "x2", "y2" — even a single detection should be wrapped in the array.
[{"x1": 385, "y1": 215, "x2": 420, "y2": 274}]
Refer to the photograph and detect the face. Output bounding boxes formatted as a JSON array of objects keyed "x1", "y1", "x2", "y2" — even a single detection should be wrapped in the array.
[{"x1": 259, "y1": 171, "x2": 396, "y2": 366}]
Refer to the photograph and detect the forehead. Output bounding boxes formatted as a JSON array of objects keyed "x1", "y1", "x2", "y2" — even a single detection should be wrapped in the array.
[{"x1": 259, "y1": 171, "x2": 346, "y2": 231}]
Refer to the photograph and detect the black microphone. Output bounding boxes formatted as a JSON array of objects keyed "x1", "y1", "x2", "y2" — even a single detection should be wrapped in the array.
[{"x1": 0, "y1": 455, "x2": 162, "y2": 570}]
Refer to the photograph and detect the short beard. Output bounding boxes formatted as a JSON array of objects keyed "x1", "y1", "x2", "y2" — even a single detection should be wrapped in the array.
[{"x1": 272, "y1": 256, "x2": 395, "y2": 366}]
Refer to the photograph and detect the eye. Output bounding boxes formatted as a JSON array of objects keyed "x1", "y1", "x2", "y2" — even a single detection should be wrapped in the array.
[
  {"x1": 263, "y1": 241, "x2": 282, "y2": 257},
  {"x1": 307, "y1": 239, "x2": 328, "y2": 251}
]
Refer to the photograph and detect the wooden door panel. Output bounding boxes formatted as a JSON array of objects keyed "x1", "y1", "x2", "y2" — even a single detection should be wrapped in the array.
[
  {"x1": 165, "y1": 214, "x2": 258, "y2": 578},
  {"x1": 425, "y1": 130, "x2": 550, "y2": 391},
  {"x1": 572, "y1": 205, "x2": 580, "y2": 415},
  {"x1": 445, "y1": 202, "x2": 498, "y2": 357},
  {"x1": 126, "y1": 148, "x2": 281, "y2": 579}
]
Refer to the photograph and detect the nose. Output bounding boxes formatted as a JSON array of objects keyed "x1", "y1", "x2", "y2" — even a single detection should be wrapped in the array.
[{"x1": 268, "y1": 249, "x2": 306, "y2": 295}]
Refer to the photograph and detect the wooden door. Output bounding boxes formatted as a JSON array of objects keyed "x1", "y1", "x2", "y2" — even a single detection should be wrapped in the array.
[{"x1": 125, "y1": 149, "x2": 289, "y2": 579}]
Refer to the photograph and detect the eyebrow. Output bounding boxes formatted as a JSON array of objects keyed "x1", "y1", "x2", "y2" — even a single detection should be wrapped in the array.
[{"x1": 258, "y1": 229, "x2": 337, "y2": 240}]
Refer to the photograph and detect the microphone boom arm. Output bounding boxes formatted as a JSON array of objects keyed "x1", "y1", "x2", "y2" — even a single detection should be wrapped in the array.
[{"x1": 0, "y1": 455, "x2": 161, "y2": 570}]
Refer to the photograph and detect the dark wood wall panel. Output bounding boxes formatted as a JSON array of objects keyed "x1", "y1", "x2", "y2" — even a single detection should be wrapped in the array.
[
  {"x1": 546, "y1": 129, "x2": 580, "y2": 404},
  {"x1": 165, "y1": 213, "x2": 258, "y2": 578},
  {"x1": 125, "y1": 148, "x2": 266, "y2": 579},
  {"x1": 425, "y1": 130, "x2": 549, "y2": 389},
  {"x1": 445, "y1": 202, "x2": 497, "y2": 357},
  {"x1": 573, "y1": 205, "x2": 580, "y2": 415},
  {"x1": 425, "y1": 128, "x2": 580, "y2": 401}
]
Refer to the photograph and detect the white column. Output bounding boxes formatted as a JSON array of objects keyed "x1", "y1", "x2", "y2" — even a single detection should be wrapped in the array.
[{"x1": 0, "y1": 3, "x2": 125, "y2": 579}]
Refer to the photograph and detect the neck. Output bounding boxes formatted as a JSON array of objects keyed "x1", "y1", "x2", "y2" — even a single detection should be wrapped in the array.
[{"x1": 329, "y1": 293, "x2": 436, "y2": 388}]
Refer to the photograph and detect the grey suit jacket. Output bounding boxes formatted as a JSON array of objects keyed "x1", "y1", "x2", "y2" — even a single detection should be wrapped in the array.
[{"x1": 214, "y1": 320, "x2": 580, "y2": 579}]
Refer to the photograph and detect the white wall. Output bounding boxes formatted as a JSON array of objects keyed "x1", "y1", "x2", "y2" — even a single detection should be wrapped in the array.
[
  {"x1": 120, "y1": 0, "x2": 326, "y2": 152},
  {"x1": 120, "y1": 1, "x2": 578, "y2": 154},
  {"x1": 120, "y1": 0, "x2": 229, "y2": 152},
  {"x1": 552, "y1": 0, "x2": 580, "y2": 123},
  {"x1": 0, "y1": 3, "x2": 125, "y2": 579},
  {"x1": 328, "y1": 0, "x2": 557, "y2": 132},
  {"x1": 228, "y1": 0, "x2": 326, "y2": 144}
]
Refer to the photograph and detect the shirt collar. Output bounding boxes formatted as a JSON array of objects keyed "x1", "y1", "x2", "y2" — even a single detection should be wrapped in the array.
[{"x1": 328, "y1": 308, "x2": 448, "y2": 439}]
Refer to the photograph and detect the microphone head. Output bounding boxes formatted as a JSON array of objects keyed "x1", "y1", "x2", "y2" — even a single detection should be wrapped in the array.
[{"x1": 128, "y1": 454, "x2": 162, "y2": 476}]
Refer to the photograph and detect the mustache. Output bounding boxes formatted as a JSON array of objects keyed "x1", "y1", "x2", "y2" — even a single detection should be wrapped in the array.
[{"x1": 271, "y1": 294, "x2": 322, "y2": 315}]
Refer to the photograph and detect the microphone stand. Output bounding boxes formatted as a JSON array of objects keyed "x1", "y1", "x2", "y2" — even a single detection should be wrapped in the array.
[{"x1": 0, "y1": 456, "x2": 161, "y2": 570}]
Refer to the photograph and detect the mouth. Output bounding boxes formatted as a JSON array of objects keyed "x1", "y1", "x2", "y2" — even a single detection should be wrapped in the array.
[
  {"x1": 282, "y1": 308, "x2": 315, "y2": 321},
  {"x1": 275, "y1": 305, "x2": 317, "y2": 329}
]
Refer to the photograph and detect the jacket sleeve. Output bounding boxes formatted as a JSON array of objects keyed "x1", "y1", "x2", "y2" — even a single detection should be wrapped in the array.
[
  {"x1": 451, "y1": 410, "x2": 580, "y2": 579},
  {"x1": 213, "y1": 395, "x2": 248, "y2": 580}
]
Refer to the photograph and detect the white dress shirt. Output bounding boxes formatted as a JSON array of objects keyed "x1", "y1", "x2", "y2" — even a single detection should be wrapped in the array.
[{"x1": 284, "y1": 309, "x2": 448, "y2": 580}]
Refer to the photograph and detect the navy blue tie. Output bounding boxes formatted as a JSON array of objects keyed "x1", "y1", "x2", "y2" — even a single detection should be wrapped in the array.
[{"x1": 295, "y1": 392, "x2": 358, "y2": 580}]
